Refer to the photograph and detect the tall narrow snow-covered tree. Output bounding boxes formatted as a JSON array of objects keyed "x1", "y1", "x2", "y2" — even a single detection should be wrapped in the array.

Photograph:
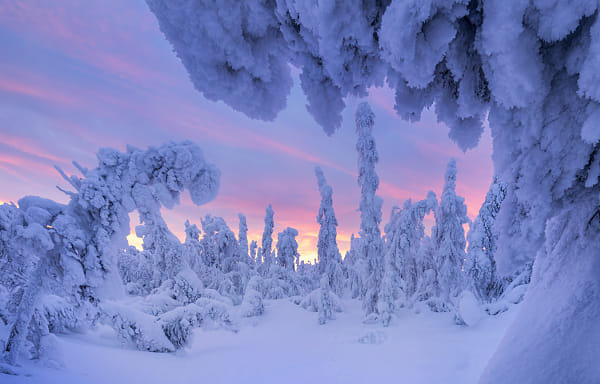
[
  {"x1": 237, "y1": 213, "x2": 250, "y2": 264},
  {"x1": 276, "y1": 227, "x2": 299, "y2": 271},
  {"x1": 354, "y1": 102, "x2": 384, "y2": 317},
  {"x1": 431, "y1": 159, "x2": 469, "y2": 305},
  {"x1": 465, "y1": 176, "x2": 507, "y2": 301},
  {"x1": 259, "y1": 204, "x2": 274, "y2": 276},
  {"x1": 314, "y1": 167, "x2": 344, "y2": 295},
  {"x1": 183, "y1": 220, "x2": 203, "y2": 275}
]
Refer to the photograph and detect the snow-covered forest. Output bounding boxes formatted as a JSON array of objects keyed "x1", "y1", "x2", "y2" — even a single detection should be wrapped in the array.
[{"x1": 2, "y1": 0, "x2": 599, "y2": 383}]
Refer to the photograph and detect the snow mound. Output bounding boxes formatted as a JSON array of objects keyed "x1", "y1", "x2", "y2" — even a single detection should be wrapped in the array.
[{"x1": 457, "y1": 291, "x2": 483, "y2": 327}]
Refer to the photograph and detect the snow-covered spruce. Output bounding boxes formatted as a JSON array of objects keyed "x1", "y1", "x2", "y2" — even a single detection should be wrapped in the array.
[
  {"x1": 276, "y1": 227, "x2": 299, "y2": 271},
  {"x1": 429, "y1": 159, "x2": 470, "y2": 309},
  {"x1": 353, "y1": 102, "x2": 384, "y2": 319},
  {"x1": 259, "y1": 204, "x2": 275, "y2": 276},
  {"x1": 314, "y1": 167, "x2": 344, "y2": 297},
  {"x1": 380, "y1": 191, "x2": 437, "y2": 323}
]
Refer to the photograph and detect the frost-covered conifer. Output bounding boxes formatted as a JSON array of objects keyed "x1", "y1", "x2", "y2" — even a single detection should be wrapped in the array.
[
  {"x1": 383, "y1": 191, "x2": 437, "y2": 311},
  {"x1": 314, "y1": 167, "x2": 344, "y2": 295},
  {"x1": 431, "y1": 159, "x2": 469, "y2": 306},
  {"x1": 200, "y1": 215, "x2": 238, "y2": 273},
  {"x1": 259, "y1": 204, "x2": 274, "y2": 276},
  {"x1": 135, "y1": 214, "x2": 184, "y2": 288},
  {"x1": 465, "y1": 177, "x2": 507, "y2": 301},
  {"x1": 355, "y1": 102, "x2": 384, "y2": 317},
  {"x1": 249, "y1": 240, "x2": 258, "y2": 265},
  {"x1": 237, "y1": 213, "x2": 250, "y2": 264},
  {"x1": 276, "y1": 227, "x2": 299, "y2": 271},
  {"x1": 183, "y1": 220, "x2": 203, "y2": 276},
  {"x1": 318, "y1": 276, "x2": 335, "y2": 325},
  {"x1": 3, "y1": 222, "x2": 54, "y2": 365}
]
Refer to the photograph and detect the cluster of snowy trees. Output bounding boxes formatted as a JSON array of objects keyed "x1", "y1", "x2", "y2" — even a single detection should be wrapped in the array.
[
  {"x1": 343, "y1": 103, "x2": 519, "y2": 327},
  {"x1": 1, "y1": 106, "x2": 518, "y2": 369},
  {"x1": 147, "y1": 1, "x2": 600, "y2": 382}
]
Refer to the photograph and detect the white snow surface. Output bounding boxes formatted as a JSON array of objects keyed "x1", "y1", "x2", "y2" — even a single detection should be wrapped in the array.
[{"x1": 3, "y1": 299, "x2": 516, "y2": 384}]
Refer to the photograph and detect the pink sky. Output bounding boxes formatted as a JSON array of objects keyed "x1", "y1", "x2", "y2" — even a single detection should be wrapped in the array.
[{"x1": 0, "y1": 0, "x2": 493, "y2": 261}]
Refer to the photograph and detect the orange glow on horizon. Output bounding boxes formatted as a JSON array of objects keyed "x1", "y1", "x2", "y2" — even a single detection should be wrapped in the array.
[{"x1": 126, "y1": 232, "x2": 144, "y2": 251}]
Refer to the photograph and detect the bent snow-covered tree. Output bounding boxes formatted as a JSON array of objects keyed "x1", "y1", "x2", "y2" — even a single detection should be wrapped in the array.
[
  {"x1": 1, "y1": 141, "x2": 221, "y2": 365},
  {"x1": 149, "y1": 1, "x2": 600, "y2": 381},
  {"x1": 465, "y1": 176, "x2": 507, "y2": 302}
]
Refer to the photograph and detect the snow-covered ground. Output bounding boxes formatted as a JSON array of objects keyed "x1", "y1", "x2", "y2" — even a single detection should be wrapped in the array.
[{"x1": 3, "y1": 299, "x2": 517, "y2": 384}]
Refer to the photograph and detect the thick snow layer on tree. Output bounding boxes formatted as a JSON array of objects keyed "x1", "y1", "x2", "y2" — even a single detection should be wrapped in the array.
[{"x1": 1, "y1": 299, "x2": 517, "y2": 384}]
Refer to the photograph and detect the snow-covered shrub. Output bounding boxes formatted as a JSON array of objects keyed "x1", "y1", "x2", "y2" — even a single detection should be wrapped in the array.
[
  {"x1": 102, "y1": 301, "x2": 175, "y2": 353},
  {"x1": 40, "y1": 295, "x2": 83, "y2": 334},
  {"x1": 172, "y1": 269, "x2": 204, "y2": 304},
  {"x1": 192, "y1": 298, "x2": 236, "y2": 330},
  {"x1": 159, "y1": 299, "x2": 236, "y2": 349},
  {"x1": 318, "y1": 276, "x2": 335, "y2": 325},
  {"x1": 299, "y1": 287, "x2": 343, "y2": 315},
  {"x1": 240, "y1": 277, "x2": 264, "y2": 318}
]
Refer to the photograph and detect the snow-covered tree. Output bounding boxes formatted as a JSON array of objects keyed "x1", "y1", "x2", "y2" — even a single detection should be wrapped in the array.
[
  {"x1": 276, "y1": 227, "x2": 299, "y2": 271},
  {"x1": 382, "y1": 191, "x2": 437, "y2": 312},
  {"x1": 318, "y1": 276, "x2": 335, "y2": 325},
  {"x1": 431, "y1": 159, "x2": 469, "y2": 305},
  {"x1": 148, "y1": 3, "x2": 600, "y2": 381},
  {"x1": 237, "y1": 213, "x2": 250, "y2": 264},
  {"x1": 135, "y1": 213, "x2": 184, "y2": 288},
  {"x1": 259, "y1": 204, "x2": 274, "y2": 276},
  {"x1": 354, "y1": 102, "x2": 384, "y2": 317},
  {"x1": 200, "y1": 215, "x2": 238, "y2": 274},
  {"x1": 465, "y1": 176, "x2": 507, "y2": 301},
  {"x1": 249, "y1": 240, "x2": 258, "y2": 265},
  {"x1": 3, "y1": 221, "x2": 54, "y2": 365},
  {"x1": 2, "y1": 141, "x2": 221, "y2": 365},
  {"x1": 314, "y1": 167, "x2": 344, "y2": 296},
  {"x1": 183, "y1": 220, "x2": 203, "y2": 276}
]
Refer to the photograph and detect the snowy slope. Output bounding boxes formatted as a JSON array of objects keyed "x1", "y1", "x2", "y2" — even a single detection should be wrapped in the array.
[{"x1": 4, "y1": 299, "x2": 517, "y2": 384}]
